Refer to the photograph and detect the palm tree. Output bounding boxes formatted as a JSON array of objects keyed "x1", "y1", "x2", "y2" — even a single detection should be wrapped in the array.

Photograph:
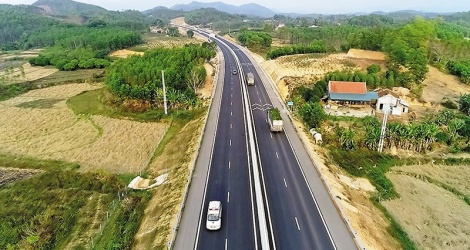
[{"x1": 337, "y1": 128, "x2": 356, "y2": 150}]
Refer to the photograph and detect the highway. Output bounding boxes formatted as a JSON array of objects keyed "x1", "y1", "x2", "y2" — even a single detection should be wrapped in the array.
[
  {"x1": 222, "y1": 40, "x2": 336, "y2": 249},
  {"x1": 174, "y1": 27, "x2": 357, "y2": 250},
  {"x1": 194, "y1": 37, "x2": 259, "y2": 250}
]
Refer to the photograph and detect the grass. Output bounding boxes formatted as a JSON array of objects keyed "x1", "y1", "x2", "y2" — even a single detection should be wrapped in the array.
[
  {"x1": 328, "y1": 148, "x2": 418, "y2": 249},
  {"x1": 0, "y1": 169, "x2": 123, "y2": 249},
  {"x1": 372, "y1": 200, "x2": 418, "y2": 250},
  {"x1": 68, "y1": 87, "x2": 205, "y2": 123},
  {"x1": 0, "y1": 153, "x2": 151, "y2": 249},
  {"x1": 17, "y1": 98, "x2": 64, "y2": 109},
  {"x1": 0, "y1": 153, "x2": 80, "y2": 171},
  {"x1": 0, "y1": 69, "x2": 104, "y2": 102},
  {"x1": 134, "y1": 111, "x2": 206, "y2": 249},
  {"x1": 329, "y1": 148, "x2": 399, "y2": 199}
]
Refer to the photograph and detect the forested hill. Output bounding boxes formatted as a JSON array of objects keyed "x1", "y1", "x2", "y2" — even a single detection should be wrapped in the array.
[{"x1": 32, "y1": 0, "x2": 107, "y2": 16}]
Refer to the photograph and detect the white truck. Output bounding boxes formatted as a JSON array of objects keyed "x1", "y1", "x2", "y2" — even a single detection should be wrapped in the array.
[
  {"x1": 267, "y1": 108, "x2": 283, "y2": 132},
  {"x1": 246, "y1": 72, "x2": 255, "y2": 86}
]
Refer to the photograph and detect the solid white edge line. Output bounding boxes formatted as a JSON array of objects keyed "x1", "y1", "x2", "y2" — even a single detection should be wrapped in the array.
[
  {"x1": 193, "y1": 44, "x2": 226, "y2": 250},
  {"x1": 216, "y1": 37, "x2": 268, "y2": 250},
  {"x1": 295, "y1": 217, "x2": 300, "y2": 231},
  {"x1": 228, "y1": 192, "x2": 230, "y2": 203},
  {"x1": 229, "y1": 161, "x2": 231, "y2": 169},
  {"x1": 283, "y1": 179, "x2": 287, "y2": 188},
  {"x1": 225, "y1": 238, "x2": 228, "y2": 250},
  {"x1": 276, "y1": 152, "x2": 279, "y2": 159},
  {"x1": 232, "y1": 39, "x2": 338, "y2": 250},
  {"x1": 230, "y1": 140, "x2": 232, "y2": 146}
]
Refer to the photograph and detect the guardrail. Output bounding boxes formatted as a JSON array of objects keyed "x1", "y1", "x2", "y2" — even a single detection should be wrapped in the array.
[{"x1": 215, "y1": 36, "x2": 271, "y2": 250}]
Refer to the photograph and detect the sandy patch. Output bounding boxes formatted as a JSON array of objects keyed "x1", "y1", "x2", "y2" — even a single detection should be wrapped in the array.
[
  {"x1": 396, "y1": 164, "x2": 470, "y2": 196},
  {"x1": 110, "y1": 49, "x2": 144, "y2": 58},
  {"x1": 421, "y1": 66, "x2": 470, "y2": 104},
  {"x1": 262, "y1": 53, "x2": 354, "y2": 100},
  {"x1": 0, "y1": 83, "x2": 168, "y2": 174},
  {"x1": 383, "y1": 173, "x2": 470, "y2": 250},
  {"x1": 0, "y1": 63, "x2": 58, "y2": 85},
  {"x1": 197, "y1": 62, "x2": 215, "y2": 99},
  {"x1": 347, "y1": 49, "x2": 386, "y2": 61}
]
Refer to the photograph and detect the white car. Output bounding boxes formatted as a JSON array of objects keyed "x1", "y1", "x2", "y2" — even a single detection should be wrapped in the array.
[{"x1": 206, "y1": 201, "x2": 222, "y2": 230}]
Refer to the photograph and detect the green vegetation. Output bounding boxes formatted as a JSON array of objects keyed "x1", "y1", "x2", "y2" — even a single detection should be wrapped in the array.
[
  {"x1": 459, "y1": 94, "x2": 470, "y2": 115},
  {"x1": 0, "y1": 69, "x2": 103, "y2": 102},
  {"x1": 106, "y1": 44, "x2": 215, "y2": 107},
  {"x1": 238, "y1": 30, "x2": 272, "y2": 50},
  {"x1": 27, "y1": 26, "x2": 141, "y2": 71},
  {"x1": 0, "y1": 153, "x2": 148, "y2": 250},
  {"x1": 184, "y1": 8, "x2": 243, "y2": 26},
  {"x1": 267, "y1": 40, "x2": 329, "y2": 59},
  {"x1": 0, "y1": 153, "x2": 79, "y2": 171},
  {"x1": 268, "y1": 108, "x2": 281, "y2": 120},
  {"x1": 447, "y1": 60, "x2": 470, "y2": 83}
]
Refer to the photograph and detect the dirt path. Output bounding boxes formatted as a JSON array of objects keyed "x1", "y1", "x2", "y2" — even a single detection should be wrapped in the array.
[
  {"x1": 63, "y1": 195, "x2": 106, "y2": 249},
  {"x1": 0, "y1": 167, "x2": 42, "y2": 186}
]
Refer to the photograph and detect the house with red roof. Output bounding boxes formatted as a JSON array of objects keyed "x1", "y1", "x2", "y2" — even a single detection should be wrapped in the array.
[{"x1": 327, "y1": 81, "x2": 378, "y2": 105}]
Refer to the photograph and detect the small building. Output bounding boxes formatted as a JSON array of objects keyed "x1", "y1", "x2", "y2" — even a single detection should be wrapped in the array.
[
  {"x1": 376, "y1": 89, "x2": 409, "y2": 115},
  {"x1": 328, "y1": 81, "x2": 378, "y2": 105}
]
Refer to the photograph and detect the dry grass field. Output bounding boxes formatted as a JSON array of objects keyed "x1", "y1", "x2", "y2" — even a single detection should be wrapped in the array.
[
  {"x1": 0, "y1": 83, "x2": 168, "y2": 174},
  {"x1": 384, "y1": 164, "x2": 470, "y2": 250},
  {"x1": 0, "y1": 62, "x2": 58, "y2": 85}
]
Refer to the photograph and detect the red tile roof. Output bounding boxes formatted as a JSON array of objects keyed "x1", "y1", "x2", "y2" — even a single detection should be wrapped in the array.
[{"x1": 328, "y1": 81, "x2": 367, "y2": 94}]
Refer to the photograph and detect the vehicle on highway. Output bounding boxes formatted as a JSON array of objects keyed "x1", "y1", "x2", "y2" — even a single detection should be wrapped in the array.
[
  {"x1": 267, "y1": 108, "x2": 283, "y2": 132},
  {"x1": 206, "y1": 201, "x2": 222, "y2": 230},
  {"x1": 232, "y1": 69, "x2": 237, "y2": 75},
  {"x1": 246, "y1": 72, "x2": 254, "y2": 85}
]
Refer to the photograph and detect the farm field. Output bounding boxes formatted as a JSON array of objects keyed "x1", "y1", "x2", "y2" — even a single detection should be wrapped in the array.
[
  {"x1": 384, "y1": 163, "x2": 470, "y2": 250},
  {"x1": 0, "y1": 83, "x2": 168, "y2": 174}
]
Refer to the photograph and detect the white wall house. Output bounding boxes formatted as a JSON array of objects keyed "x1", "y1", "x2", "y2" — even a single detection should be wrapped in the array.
[{"x1": 376, "y1": 90, "x2": 409, "y2": 116}]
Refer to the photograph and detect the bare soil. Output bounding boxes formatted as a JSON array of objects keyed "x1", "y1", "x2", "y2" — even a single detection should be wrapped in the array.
[
  {"x1": 0, "y1": 62, "x2": 58, "y2": 85},
  {"x1": 0, "y1": 167, "x2": 42, "y2": 186},
  {"x1": 0, "y1": 83, "x2": 168, "y2": 174},
  {"x1": 384, "y1": 171, "x2": 470, "y2": 250},
  {"x1": 110, "y1": 49, "x2": 144, "y2": 58}
]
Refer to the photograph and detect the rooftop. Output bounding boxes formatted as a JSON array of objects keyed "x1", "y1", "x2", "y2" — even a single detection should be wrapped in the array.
[{"x1": 329, "y1": 81, "x2": 367, "y2": 94}]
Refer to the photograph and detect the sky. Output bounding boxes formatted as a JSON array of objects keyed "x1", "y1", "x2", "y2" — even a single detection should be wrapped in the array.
[{"x1": 1, "y1": 0, "x2": 470, "y2": 14}]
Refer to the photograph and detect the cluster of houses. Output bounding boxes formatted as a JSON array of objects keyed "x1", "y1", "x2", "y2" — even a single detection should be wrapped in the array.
[{"x1": 327, "y1": 81, "x2": 409, "y2": 116}]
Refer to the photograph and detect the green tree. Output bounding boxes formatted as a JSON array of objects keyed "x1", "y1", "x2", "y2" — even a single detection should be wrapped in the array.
[
  {"x1": 459, "y1": 93, "x2": 470, "y2": 115},
  {"x1": 187, "y1": 30, "x2": 194, "y2": 38},
  {"x1": 298, "y1": 101, "x2": 327, "y2": 129}
]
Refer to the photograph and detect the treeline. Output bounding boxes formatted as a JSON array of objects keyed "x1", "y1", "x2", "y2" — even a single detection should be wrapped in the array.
[
  {"x1": 106, "y1": 43, "x2": 216, "y2": 108},
  {"x1": 185, "y1": 8, "x2": 243, "y2": 26},
  {"x1": 28, "y1": 25, "x2": 141, "y2": 71},
  {"x1": 0, "y1": 4, "x2": 148, "y2": 51},
  {"x1": 238, "y1": 30, "x2": 272, "y2": 49},
  {"x1": 272, "y1": 17, "x2": 470, "y2": 85},
  {"x1": 267, "y1": 40, "x2": 329, "y2": 59},
  {"x1": 0, "y1": 5, "x2": 59, "y2": 49}
]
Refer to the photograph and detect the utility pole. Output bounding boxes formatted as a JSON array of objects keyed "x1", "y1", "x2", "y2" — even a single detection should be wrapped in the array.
[
  {"x1": 162, "y1": 70, "x2": 168, "y2": 115},
  {"x1": 378, "y1": 105, "x2": 391, "y2": 153}
]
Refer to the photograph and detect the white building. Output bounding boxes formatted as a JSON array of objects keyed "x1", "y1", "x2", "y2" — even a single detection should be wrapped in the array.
[{"x1": 376, "y1": 90, "x2": 409, "y2": 115}]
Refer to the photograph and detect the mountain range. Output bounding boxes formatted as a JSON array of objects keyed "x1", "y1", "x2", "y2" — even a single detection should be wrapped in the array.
[
  {"x1": 26, "y1": 0, "x2": 454, "y2": 20},
  {"x1": 170, "y1": 1, "x2": 275, "y2": 18}
]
